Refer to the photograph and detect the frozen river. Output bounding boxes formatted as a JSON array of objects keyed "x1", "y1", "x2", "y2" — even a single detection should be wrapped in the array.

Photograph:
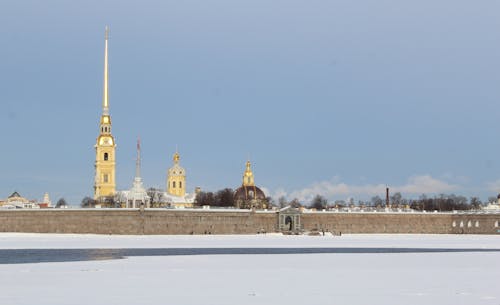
[
  {"x1": 1, "y1": 247, "x2": 499, "y2": 264},
  {"x1": 1, "y1": 233, "x2": 499, "y2": 305}
]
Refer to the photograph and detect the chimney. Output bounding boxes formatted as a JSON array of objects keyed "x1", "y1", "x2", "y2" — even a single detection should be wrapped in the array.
[{"x1": 386, "y1": 187, "x2": 390, "y2": 208}]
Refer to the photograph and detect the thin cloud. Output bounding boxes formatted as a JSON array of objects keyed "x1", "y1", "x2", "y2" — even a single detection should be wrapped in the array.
[
  {"x1": 276, "y1": 175, "x2": 458, "y2": 203},
  {"x1": 486, "y1": 179, "x2": 500, "y2": 193}
]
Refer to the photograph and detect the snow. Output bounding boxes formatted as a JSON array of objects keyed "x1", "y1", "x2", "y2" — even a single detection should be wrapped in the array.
[{"x1": 1, "y1": 233, "x2": 499, "y2": 305}]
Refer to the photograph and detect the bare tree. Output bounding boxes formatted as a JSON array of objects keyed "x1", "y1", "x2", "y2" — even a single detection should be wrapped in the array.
[
  {"x1": 278, "y1": 196, "x2": 287, "y2": 208},
  {"x1": 289, "y1": 198, "x2": 301, "y2": 208},
  {"x1": 215, "y1": 188, "x2": 235, "y2": 207},
  {"x1": 470, "y1": 197, "x2": 482, "y2": 210},
  {"x1": 56, "y1": 198, "x2": 68, "y2": 208},
  {"x1": 390, "y1": 192, "x2": 402, "y2": 207},
  {"x1": 310, "y1": 195, "x2": 327, "y2": 210},
  {"x1": 80, "y1": 196, "x2": 96, "y2": 208},
  {"x1": 370, "y1": 196, "x2": 383, "y2": 207}
]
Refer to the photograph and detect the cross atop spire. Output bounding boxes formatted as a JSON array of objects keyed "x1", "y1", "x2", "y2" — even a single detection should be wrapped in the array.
[{"x1": 102, "y1": 26, "x2": 110, "y2": 115}]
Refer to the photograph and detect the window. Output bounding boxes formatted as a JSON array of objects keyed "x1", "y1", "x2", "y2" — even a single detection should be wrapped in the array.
[
  {"x1": 475, "y1": 221, "x2": 479, "y2": 228},
  {"x1": 103, "y1": 174, "x2": 109, "y2": 183},
  {"x1": 452, "y1": 221, "x2": 456, "y2": 227},
  {"x1": 173, "y1": 181, "x2": 176, "y2": 188},
  {"x1": 467, "y1": 220, "x2": 472, "y2": 228},
  {"x1": 179, "y1": 181, "x2": 182, "y2": 188},
  {"x1": 459, "y1": 221, "x2": 464, "y2": 228},
  {"x1": 495, "y1": 221, "x2": 498, "y2": 228},
  {"x1": 104, "y1": 153, "x2": 109, "y2": 161}
]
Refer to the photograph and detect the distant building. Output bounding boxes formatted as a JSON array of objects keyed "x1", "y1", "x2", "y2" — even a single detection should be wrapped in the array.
[
  {"x1": 38, "y1": 192, "x2": 52, "y2": 208},
  {"x1": 116, "y1": 139, "x2": 150, "y2": 208},
  {"x1": 163, "y1": 151, "x2": 195, "y2": 208},
  {"x1": 234, "y1": 161, "x2": 267, "y2": 209},
  {"x1": 482, "y1": 195, "x2": 500, "y2": 211},
  {"x1": 1, "y1": 192, "x2": 38, "y2": 209}
]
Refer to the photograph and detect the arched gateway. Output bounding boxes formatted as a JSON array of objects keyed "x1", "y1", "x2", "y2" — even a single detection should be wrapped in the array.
[{"x1": 278, "y1": 206, "x2": 302, "y2": 233}]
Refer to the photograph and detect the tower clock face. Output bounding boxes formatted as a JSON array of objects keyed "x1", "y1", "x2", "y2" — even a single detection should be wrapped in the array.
[{"x1": 99, "y1": 136, "x2": 114, "y2": 146}]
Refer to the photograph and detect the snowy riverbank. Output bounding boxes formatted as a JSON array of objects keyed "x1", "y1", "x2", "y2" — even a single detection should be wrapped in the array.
[
  {"x1": 0, "y1": 232, "x2": 499, "y2": 249},
  {"x1": 1, "y1": 234, "x2": 499, "y2": 305}
]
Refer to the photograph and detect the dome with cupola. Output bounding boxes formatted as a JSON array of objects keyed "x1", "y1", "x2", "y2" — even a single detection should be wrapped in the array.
[{"x1": 234, "y1": 161, "x2": 267, "y2": 209}]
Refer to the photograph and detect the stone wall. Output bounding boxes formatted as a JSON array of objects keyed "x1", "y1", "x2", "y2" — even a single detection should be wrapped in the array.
[
  {"x1": 0, "y1": 209, "x2": 277, "y2": 235},
  {"x1": 0, "y1": 209, "x2": 498, "y2": 235},
  {"x1": 301, "y1": 212, "x2": 500, "y2": 234}
]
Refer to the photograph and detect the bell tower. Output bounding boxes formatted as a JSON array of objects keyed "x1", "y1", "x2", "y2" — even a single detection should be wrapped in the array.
[
  {"x1": 94, "y1": 26, "x2": 116, "y2": 201},
  {"x1": 167, "y1": 150, "x2": 186, "y2": 197}
]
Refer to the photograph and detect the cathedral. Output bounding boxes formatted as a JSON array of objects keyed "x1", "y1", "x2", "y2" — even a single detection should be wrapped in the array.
[
  {"x1": 93, "y1": 27, "x2": 195, "y2": 208},
  {"x1": 92, "y1": 28, "x2": 270, "y2": 210}
]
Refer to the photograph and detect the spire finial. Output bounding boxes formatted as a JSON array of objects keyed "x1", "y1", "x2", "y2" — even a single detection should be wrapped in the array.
[
  {"x1": 102, "y1": 26, "x2": 109, "y2": 115},
  {"x1": 173, "y1": 149, "x2": 180, "y2": 164}
]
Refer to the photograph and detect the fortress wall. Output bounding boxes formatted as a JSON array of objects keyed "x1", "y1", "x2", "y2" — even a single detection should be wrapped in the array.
[
  {"x1": 0, "y1": 210, "x2": 277, "y2": 235},
  {"x1": 0, "y1": 209, "x2": 498, "y2": 235},
  {"x1": 301, "y1": 213, "x2": 453, "y2": 234},
  {"x1": 142, "y1": 211, "x2": 277, "y2": 234},
  {"x1": 301, "y1": 213, "x2": 499, "y2": 234}
]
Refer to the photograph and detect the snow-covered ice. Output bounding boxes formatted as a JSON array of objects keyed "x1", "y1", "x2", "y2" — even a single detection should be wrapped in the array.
[{"x1": 0, "y1": 233, "x2": 499, "y2": 305}]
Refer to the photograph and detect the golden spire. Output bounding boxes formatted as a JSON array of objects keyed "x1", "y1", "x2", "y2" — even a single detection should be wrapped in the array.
[
  {"x1": 242, "y1": 160, "x2": 255, "y2": 186},
  {"x1": 103, "y1": 26, "x2": 109, "y2": 115}
]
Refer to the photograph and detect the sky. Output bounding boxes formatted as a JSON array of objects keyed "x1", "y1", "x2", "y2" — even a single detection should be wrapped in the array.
[{"x1": 0, "y1": 0, "x2": 499, "y2": 205}]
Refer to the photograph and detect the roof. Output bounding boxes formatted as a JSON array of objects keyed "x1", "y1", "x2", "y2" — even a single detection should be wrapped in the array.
[
  {"x1": 8, "y1": 191, "x2": 22, "y2": 198},
  {"x1": 234, "y1": 185, "x2": 266, "y2": 201}
]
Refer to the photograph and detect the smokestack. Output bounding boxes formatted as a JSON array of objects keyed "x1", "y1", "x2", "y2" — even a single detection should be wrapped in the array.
[{"x1": 386, "y1": 187, "x2": 390, "y2": 208}]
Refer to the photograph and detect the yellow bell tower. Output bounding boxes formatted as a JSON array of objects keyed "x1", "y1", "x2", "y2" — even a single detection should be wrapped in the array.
[
  {"x1": 242, "y1": 160, "x2": 255, "y2": 187},
  {"x1": 167, "y1": 151, "x2": 186, "y2": 197},
  {"x1": 94, "y1": 26, "x2": 116, "y2": 201}
]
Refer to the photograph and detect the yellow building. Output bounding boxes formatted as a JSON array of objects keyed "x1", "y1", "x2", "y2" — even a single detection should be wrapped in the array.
[
  {"x1": 94, "y1": 26, "x2": 116, "y2": 201},
  {"x1": 167, "y1": 151, "x2": 186, "y2": 197}
]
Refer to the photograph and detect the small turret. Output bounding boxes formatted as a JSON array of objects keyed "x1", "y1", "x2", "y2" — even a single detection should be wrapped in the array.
[{"x1": 243, "y1": 160, "x2": 255, "y2": 187}]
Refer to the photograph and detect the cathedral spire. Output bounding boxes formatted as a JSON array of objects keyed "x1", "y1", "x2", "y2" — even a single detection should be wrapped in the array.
[
  {"x1": 135, "y1": 137, "x2": 141, "y2": 179},
  {"x1": 103, "y1": 26, "x2": 109, "y2": 115},
  {"x1": 94, "y1": 26, "x2": 116, "y2": 201}
]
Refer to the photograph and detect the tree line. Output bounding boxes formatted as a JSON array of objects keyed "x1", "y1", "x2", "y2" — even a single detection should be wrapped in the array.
[
  {"x1": 307, "y1": 193, "x2": 484, "y2": 211},
  {"x1": 194, "y1": 188, "x2": 273, "y2": 207},
  {"x1": 77, "y1": 190, "x2": 489, "y2": 211}
]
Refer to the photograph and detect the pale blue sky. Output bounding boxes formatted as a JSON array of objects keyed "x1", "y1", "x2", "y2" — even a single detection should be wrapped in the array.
[{"x1": 1, "y1": 0, "x2": 499, "y2": 205}]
